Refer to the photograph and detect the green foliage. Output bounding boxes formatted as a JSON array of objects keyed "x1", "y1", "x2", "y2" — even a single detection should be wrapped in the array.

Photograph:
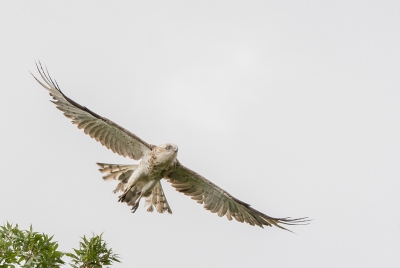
[
  {"x1": 0, "y1": 223, "x2": 121, "y2": 268},
  {"x1": 0, "y1": 222, "x2": 65, "y2": 267},
  {"x1": 66, "y1": 233, "x2": 120, "y2": 268}
]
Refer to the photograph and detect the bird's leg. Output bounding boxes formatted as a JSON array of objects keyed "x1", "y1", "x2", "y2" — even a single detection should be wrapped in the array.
[
  {"x1": 130, "y1": 180, "x2": 159, "y2": 213},
  {"x1": 118, "y1": 189, "x2": 130, "y2": 202},
  {"x1": 141, "y1": 180, "x2": 158, "y2": 196},
  {"x1": 131, "y1": 201, "x2": 140, "y2": 213},
  {"x1": 118, "y1": 184, "x2": 137, "y2": 203},
  {"x1": 129, "y1": 180, "x2": 158, "y2": 213},
  {"x1": 129, "y1": 190, "x2": 145, "y2": 213},
  {"x1": 118, "y1": 170, "x2": 140, "y2": 202}
]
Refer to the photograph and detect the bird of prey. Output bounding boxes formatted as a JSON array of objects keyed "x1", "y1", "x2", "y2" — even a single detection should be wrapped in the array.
[{"x1": 32, "y1": 63, "x2": 308, "y2": 232}]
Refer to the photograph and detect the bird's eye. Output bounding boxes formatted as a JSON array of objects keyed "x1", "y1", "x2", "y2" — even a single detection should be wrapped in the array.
[{"x1": 166, "y1": 145, "x2": 172, "y2": 150}]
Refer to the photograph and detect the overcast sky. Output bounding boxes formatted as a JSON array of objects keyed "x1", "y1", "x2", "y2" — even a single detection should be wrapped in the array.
[{"x1": 1, "y1": 1, "x2": 399, "y2": 267}]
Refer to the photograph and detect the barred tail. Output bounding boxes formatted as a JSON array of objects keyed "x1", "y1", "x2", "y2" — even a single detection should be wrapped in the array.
[
  {"x1": 96, "y1": 162, "x2": 138, "y2": 193},
  {"x1": 144, "y1": 182, "x2": 172, "y2": 214},
  {"x1": 96, "y1": 162, "x2": 172, "y2": 214}
]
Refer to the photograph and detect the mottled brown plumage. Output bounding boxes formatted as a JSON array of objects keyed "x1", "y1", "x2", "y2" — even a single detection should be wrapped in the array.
[{"x1": 33, "y1": 63, "x2": 309, "y2": 231}]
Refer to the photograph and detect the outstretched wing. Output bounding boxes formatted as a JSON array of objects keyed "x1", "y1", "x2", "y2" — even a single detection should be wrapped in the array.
[
  {"x1": 32, "y1": 63, "x2": 154, "y2": 160},
  {"x1": 166, "y1": 162, "x2": 309, "y2": 231}
]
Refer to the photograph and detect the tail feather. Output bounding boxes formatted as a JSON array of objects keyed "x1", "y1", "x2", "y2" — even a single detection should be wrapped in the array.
[
  {"x1": 144, "y1": 182, "x2": 172, "y2": 214},
  {"x1": 97, "y1": 162, "x2": 138, "y2": 181},
  {"x1": 96, "y1": 162, "x2": 137, "y2": 193},
  {"x1": 97, "y1": 162, "x2": 172, "y2": 214}
]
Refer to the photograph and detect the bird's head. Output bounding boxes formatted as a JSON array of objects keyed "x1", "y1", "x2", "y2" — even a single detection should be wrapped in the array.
[{"x1": 156, "y1": 143, "x2": 179, "y2": 163}]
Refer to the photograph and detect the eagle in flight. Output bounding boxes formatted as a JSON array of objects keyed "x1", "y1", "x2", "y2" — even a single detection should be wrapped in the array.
[{"x1": 33, "y1": 63, "x2": 308, "y2": 232}]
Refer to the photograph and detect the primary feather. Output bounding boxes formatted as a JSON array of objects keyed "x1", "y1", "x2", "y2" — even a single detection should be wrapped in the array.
[{"x1": 33, "y1": 63, "x2": 309, "y2": 231}]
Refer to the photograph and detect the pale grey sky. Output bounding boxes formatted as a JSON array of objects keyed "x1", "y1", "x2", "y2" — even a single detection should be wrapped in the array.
[{"x1": 1, "y1": 1, "x2": 399, "y2": 267}]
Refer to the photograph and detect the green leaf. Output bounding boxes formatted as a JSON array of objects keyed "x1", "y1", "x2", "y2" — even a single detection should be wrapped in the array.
[
  {"x1": 67, "y1": 233, "x2": 121, "y2": 267},
  {"x1": 0, "y1": 223, "x2": 64, "y2": 267}
]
